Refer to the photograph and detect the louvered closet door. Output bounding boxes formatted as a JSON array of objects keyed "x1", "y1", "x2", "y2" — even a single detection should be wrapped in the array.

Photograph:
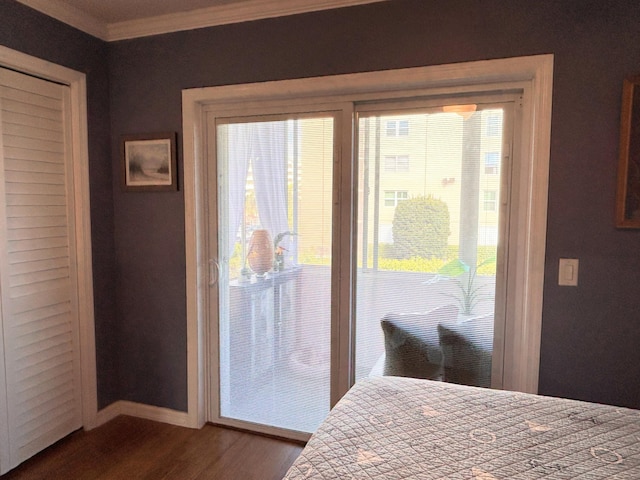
[{"x1": 0, "y1": 67, "x2": 82, "y2": 472}]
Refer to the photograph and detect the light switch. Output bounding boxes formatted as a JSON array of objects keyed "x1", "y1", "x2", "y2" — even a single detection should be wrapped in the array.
[{"x1": 558, "y1": 258, "x2": 579, "y2": 286}]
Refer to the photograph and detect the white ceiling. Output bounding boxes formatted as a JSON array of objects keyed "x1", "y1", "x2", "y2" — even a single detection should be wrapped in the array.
[{"x1": 17, "y1": 0, "x2": 385, "y2": 41}]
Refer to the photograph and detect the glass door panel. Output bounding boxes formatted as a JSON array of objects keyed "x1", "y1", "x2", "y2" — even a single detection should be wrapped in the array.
[
  {"x1": 216, "y1": 116, "x2": 334, "y2": 434},
  {"x1": 355, "y1": 106, "x2": 505, "y2": 388}
]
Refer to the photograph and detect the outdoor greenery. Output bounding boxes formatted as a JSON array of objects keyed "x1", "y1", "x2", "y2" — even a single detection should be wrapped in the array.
[
  {"x1": 377, "y1": 245, "x2": 496, "y2": 275},
  {"x1": 391, "y1": 195, "x2": 450, "y2": 260},
  {"x1": 231, "y1": 244, "x2": 498, "y2": 277}
]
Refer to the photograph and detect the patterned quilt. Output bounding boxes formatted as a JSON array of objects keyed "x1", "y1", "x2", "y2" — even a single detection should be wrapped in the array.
[{"x1": 283, "y1": 376, "x2": 640, "y2": 479}]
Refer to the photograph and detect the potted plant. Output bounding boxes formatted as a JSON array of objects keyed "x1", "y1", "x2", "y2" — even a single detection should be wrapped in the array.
[
  {"x1": 435, "y1": 256, "x2": 496, "y2": 316},
  {"x1": 273, "y1": 231, "x2": 296, "y2": 271}
]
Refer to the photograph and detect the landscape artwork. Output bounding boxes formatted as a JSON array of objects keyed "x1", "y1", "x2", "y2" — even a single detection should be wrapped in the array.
[{"x1": 122, "y1": 133, "x2": 177, "y2": 191}]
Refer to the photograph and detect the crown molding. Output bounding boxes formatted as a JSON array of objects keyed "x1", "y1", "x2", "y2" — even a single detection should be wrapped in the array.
[
  {"x1": 17, "y1": 0, "x2": 386, "y2": 42},
  {"x1": 106, "y1": 0, "x2": 386, "y2": 41},
  {"x1": 17, "y1": 0, "x2": 108, "y2": 40}
]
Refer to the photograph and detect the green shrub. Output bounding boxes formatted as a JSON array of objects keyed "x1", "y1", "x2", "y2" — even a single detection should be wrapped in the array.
[
  {"x1": 377, "y1": 256, "x2": 446, "y2": 273},
  {"x1": 378, "y1": 242, "x2": 398, "y2": 259},
  {"x1": 392, "y1": 195, "x2": 450, "y2": 260}
]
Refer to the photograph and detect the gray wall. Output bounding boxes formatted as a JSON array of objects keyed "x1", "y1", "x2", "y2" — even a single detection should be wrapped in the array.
[
  {"x1": 108, "y1": 0, "x2": 640, "y2": 411},
  {"x1": 0, "y1": 1, "x2": 118, "y2": 408},
  {"x1": 4, "y1": 0, "x2": 640, "y2": 413}
]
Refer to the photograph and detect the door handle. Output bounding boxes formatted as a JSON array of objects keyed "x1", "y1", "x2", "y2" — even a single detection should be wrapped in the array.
[{"x1": 209, "y1": 259, "x2": 219, "y2": 287}]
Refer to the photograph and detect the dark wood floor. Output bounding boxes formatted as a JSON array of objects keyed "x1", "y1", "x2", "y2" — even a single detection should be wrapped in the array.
[{"x1": 1, "y1": 416, "x2": 304, "y2": 479}]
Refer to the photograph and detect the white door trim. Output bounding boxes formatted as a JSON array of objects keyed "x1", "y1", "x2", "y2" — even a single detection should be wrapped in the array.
[
  {"x1": 0, "y1": 46, "x2": 98, "y2": 429},
  {"x1": 182, "y1": 54, "x2": 553, "y2": 428}
]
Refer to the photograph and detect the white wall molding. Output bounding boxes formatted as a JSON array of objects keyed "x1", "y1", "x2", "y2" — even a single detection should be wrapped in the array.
[
  {"x1": 107, "y1": 0, "x2": 386, "y2": 41},
  {"x1": 95, "y1": 401, "x2": 192, "y2": 428},
  {"x1": 17, "y1": 0, "x2": 386, "y2": 42}
]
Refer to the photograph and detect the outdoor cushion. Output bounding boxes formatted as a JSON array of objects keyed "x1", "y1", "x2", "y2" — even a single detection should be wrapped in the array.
[
  {"x1": 380, "y1": 304, "x2": 458, "y2": 380},
  {"x1": 438, "y1": 313, "x2": 493, "y2": 387}
]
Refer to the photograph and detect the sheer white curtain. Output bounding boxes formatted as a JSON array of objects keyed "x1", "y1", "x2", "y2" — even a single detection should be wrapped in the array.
[
  {"x1": 252, "y1": 121, "x2": 290, "y2": 247},
  {"x1": 224, "y1": 121, "x2": 292, "y2": 260},
  {"x1": 226, "y1": 124, "x2": 252, "y2": 257}
]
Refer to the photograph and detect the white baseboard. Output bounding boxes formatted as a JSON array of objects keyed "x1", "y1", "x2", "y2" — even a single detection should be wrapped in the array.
[{"x1": 93, "y1": 401, "x2": 193, "y2": 430}]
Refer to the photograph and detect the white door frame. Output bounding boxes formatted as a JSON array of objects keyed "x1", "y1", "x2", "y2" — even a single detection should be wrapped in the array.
[
  {"x1": 182, "y1": 54, "x2": 554, "y2": 429},
  {"x1": 0, "y1": 46, "x2": 98, "y2": 432}
]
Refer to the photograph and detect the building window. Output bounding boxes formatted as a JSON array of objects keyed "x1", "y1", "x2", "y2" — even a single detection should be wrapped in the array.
[
  {"x1": 483, "y1": 190, "x2": 497, "y2": 211},
  {"x1": 484, "y1": 152, "x2": 499, "y2": 174},
  {"x1": 384, "y1": 155, "x2": 410, "y2": 172},
  {"x1": 486, "y1": 115, "x2": 501, "y2": 137},
  {"x1": 384, "y1": 190, "x2": 408, "y2": 206},
  {"x1": 386, "y1": 119, "x2": 409, "y2": 136}
]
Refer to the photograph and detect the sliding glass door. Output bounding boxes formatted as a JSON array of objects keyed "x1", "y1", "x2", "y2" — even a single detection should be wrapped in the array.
[
  {"x1": 214, "y1": 115, "x2": 336, "y2": 434},
  {"x1": 354, "y1": 103, "x2": 512, "y2": 390},
  {"x1": 208, "y1": 97, "x2": 515, "y2": 438}
]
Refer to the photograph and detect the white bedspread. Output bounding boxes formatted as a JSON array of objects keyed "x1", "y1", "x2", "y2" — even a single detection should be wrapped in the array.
[{"x1": 284, "y1": 376, "x2": 640, "y2": 479}]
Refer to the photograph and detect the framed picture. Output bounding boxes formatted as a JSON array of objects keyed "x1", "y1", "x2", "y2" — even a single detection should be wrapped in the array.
[
  {"x1": 616, "y1": 75, "x2": 640, "y2": 227},
  {"x1": 121, "y1": 132, "x2": 177, "y2": 191}
]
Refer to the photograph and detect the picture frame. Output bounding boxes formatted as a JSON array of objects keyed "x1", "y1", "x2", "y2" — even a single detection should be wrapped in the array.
[
  {"x1": 121, "y1": 132, "x2": 177, "y2": 192},
  {"x1": 616, "y1": 75, "x2": 640, "y2": 227}
]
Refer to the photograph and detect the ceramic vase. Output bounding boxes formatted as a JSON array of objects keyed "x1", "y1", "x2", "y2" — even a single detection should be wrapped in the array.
[{"x1": 247, "y1": 229, "x2": 273, "y2": 276}]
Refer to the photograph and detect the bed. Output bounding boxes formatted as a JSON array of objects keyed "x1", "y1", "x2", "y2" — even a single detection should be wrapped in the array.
[{"x1": 283, "y1": 376, "x2": 640, "y2": 479}]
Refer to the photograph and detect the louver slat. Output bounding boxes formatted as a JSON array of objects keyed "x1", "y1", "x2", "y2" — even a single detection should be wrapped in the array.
[{"x1": 0, "y1": 66, "x2": 81, "y2": 471}]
